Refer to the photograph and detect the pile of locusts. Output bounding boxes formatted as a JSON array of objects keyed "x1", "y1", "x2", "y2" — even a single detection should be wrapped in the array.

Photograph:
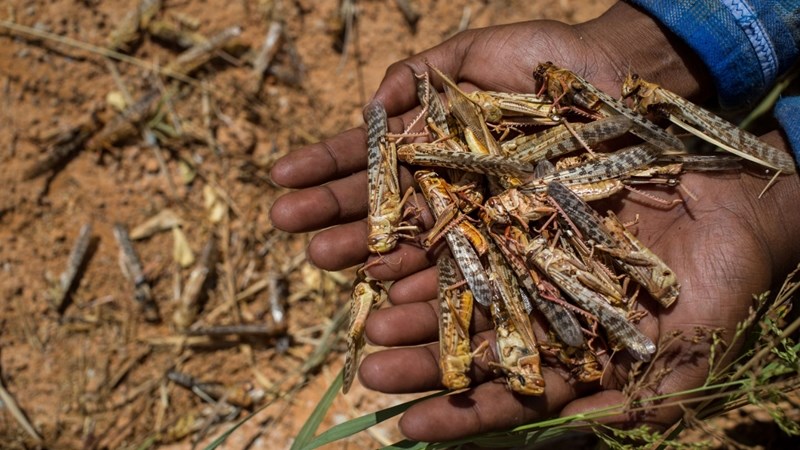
[{"x1": 343, "y1": 62, "x2": 797, "y2": 395}]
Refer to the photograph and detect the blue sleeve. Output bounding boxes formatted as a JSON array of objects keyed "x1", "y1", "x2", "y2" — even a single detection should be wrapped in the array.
[
  {"x1": 627, "y1": 0, "x2": 800, "y2": 164},
  {"x1": 775, "y1": 97, "x2": 800, "y2": 164}
]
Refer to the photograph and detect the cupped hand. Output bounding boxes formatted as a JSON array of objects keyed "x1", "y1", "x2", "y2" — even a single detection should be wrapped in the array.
[
  {"x1": 359, "y1": 130, "x2": 800, "y2": 441},
  {"x1": 267, "y1": 1, "x2": 800, "y2": 443},
  {"x1": 269, "y1": 2, "x2": 706, "y2": 276}
]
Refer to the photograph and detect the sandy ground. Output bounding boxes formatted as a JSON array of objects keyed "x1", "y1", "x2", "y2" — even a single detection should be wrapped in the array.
[{"x1": 2, "y1": 1, "x2": 796, "y2": 449}]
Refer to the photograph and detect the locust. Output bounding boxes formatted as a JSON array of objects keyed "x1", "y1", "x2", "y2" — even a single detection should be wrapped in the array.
[
  {"x1": 415, "y1": 71, "x2": 452, "y2": 138},
  {"x1": 397, "y1": 144, "x2": 536, "y2": 178},
  {"x1": 533, "y1": 62, "x2": 685, "y2": 153},
  {"x1": 398, "y1": 115, "x2": 636, "y2": 178},
  {"x1": 414, "y1": 71, "x2": 487, "y2": 206},
  {"x1": 462, "y1": 90, "x2": 554, "y2": 125},
  {"x1": 167, "y1": 370, "x2": 263, "y2": 410},
  {"x1": 489, "y1": 226, "x2": 585, "y2": 348},
  {"x1": 173, "y1": 236, "x2": 218, "y2": 331},
  {"x1": 485, "y1": 239, "x2": 545, "y2": 395},
  {"x1": 442, "y1": 83, "x2": 506, "y2": 159},
  {"x1": 525, "y1": 234, "x2": 656, "y2": 361},
  {"x1": 501, "y1": 115, "x2": 633, "y2": 163},
  {"x1": 107, "y1": 0, "x2": 162, "y2": 52},
  {"x1": 489, "y1": 301, "x2": 547, "y2": 395},
  {"x1": 343, "y1": 270, "x2": 388, "y2": 394},
  {"x1": 50, "y1": 223, "x2": 94, "y2": 314},
  {"x1": 541, "y1": 339, "x2": 602, "y2": 383},
  {"x1": 365, "y1": 101, "x2": 417, "y2": 253},
  {"x1": 163, "y1": 26, "x2": 243, "y2": 76},
  {"x1": 427, "y1": 63, "x2": 555, "y2": 137},
  {"x1": 113, "y1": 223, "x2": 159, "y2": 322},
  {"x1": 622, "y1": 73, "x2": 796, "y2": 174},
  {"x1": 522, "y1": 142, "x2": 661, "y2": 191},
  {"x1": 23, "y1": 114, "x2": 104, "y2": 180},
  {"x1": 427, "y1": 64, "x2": 529, "y2": 192},
  {"x1": 602, "y1": 211, "x2": 680, "y2": 306},
  {"x1": 556, "y1": 232, "x2": 626, "y2": 307},
  {"x1": 409, "y1": 76, "x2": 463, "y2": 145},
  {"x1": 481, "y1": 143, "x2": 660, "y2": 227},
  {"x1": 436, "y1": 254, "x2": 477, "y2": 390},
  {"x1": 654, "y1": 153, "x2": 742, "y2": 172},
  {"x1": 481, "y1": 186, "x2": 552, "y2": 228},
  {"x1": 547, "y1": 180, "x2": 680, "y2": 307},
  {"x1": 416, "y1": 170, "x2": 493, "y2": 307}
]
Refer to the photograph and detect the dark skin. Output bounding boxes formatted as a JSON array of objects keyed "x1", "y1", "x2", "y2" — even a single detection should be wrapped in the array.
[{"x1": 269, "y1": 2, "x2": 800, "y2": 442}]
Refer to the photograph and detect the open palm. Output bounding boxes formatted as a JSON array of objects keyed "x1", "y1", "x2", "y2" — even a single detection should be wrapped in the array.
[
  {"x1": 354, "y1": 168, "x2": 798, "y2": 442},
  {"x1": 269, "y1": 3, "x2": 800, "y2": 442}
]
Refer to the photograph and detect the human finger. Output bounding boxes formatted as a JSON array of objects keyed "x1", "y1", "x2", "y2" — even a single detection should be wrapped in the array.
[
  {"x1": 366, "y1": 300, "x2": 439, "y2": 347},
  {"x1": 270, "y1": 127, "x2": 367, "y2": 189},
  {"x1": 271, "y1": 158, "x2": 422, "y2": 234},
  {"x1": 372, "y1": 31, "x2": 474, "y2": 116},
  {"x1": 305, "y1": 220, "x2": 369, "y2": 271},
  {"x1": 365, "y1": 299, "x2": 494, "y2": 347},
  {"x1": 387, "y1": 266, "x2": 438, "y2": 304},
  {"x1": 270, "y1": 170, "x2": 368, "y2": 233},
  {"x1": 364, "y1": 242, "x2": 434, "y2": 281},
  {"x1": 398, "y1": 368, "x2": 581, "y2": 442},
  {"x1": 359, "y1": 330, "x2": 497, "y2": 394},
  {"x1": 308, "y1": 224, "x2": 434, "y2": 278}
]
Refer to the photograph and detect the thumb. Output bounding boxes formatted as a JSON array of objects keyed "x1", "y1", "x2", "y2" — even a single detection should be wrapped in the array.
[{"x1": 371, "y1": 30, "x2": 477, "y2": 117}]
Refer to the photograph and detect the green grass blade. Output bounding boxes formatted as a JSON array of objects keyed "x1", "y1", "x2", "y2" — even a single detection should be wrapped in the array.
[
  {"x1": 739, "y1": 59, "x2": 800, "y2": 130},
  {"x1": 304, "y1": 390, "x2": 447, "y2": 449},
  {"x1": 423, "y1": 420, "x2": 585, "y2": 449},
  {"x1": 381, "y1": 439, "x2": 429, "y2": 449},
  {"x1": 469, "y1": 427, "x2": 584, "y2": 448},
  {"x1": 291, "y1": 368, "x2": 344, "y2": 450}
]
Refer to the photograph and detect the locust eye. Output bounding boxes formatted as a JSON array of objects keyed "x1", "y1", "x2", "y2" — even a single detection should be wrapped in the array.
[{"x1": 631, "y1": 73, "x2": 640, "y2": 81}]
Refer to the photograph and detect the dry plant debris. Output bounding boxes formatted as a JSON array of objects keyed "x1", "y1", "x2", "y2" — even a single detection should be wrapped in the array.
[{"x1": 2, "y1": 0, "x2": 796, "y2": 449}]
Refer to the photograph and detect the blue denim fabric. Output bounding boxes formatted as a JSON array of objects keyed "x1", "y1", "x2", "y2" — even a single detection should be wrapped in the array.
[{"x1": 775, "y1": 96, "x2": 800, "y2": 167}]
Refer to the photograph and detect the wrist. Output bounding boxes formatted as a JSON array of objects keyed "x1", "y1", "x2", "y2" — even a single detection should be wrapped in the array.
[{"x1": 576, "y1": 2, "x2": 712, "y2": 101}]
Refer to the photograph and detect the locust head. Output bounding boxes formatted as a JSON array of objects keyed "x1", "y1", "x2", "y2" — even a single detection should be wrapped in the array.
[
  {"x1": 367, "y1": 217, "x2": 399, "y2": 254},
  {"x1": 508, "y1": 357, "x2": 546, "y2": 396},
  {"x1": 621, "y1": 72, "x2": 642, "y2": 99},
  {"x1": 440, "y1": 355, "x2": 471, "y2": 391},
  {"x1": 481, "y1": 195, "x2": 514, "y2": 226}
]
